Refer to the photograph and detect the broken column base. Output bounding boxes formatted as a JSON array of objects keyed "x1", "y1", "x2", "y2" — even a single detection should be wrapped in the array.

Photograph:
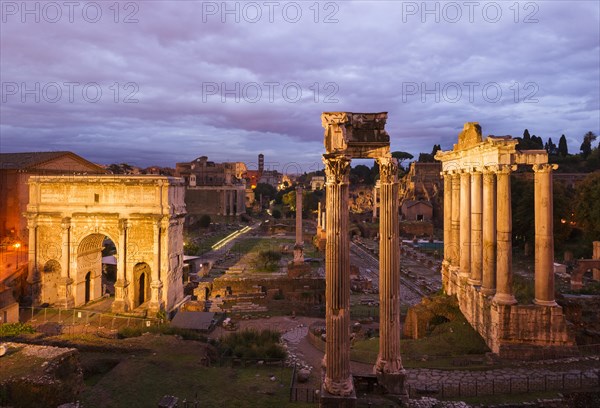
[
  {"x1": 376, "y1": 372, "x2": 409, "y2": 405},
  {"x1": 319, "y1": 385, "x2": 357, "y2": 408}
]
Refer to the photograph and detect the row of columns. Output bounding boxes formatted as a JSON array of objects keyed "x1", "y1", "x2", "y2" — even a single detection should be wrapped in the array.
[
  {"x1": 442, "y1": 163, "x2": 557, "y2": 306},
  {"x1": 322, "y1": 154, "x2": 405, "y2": 401}
]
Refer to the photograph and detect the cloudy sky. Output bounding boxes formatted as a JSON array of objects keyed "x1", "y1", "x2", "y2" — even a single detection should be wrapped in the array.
[{"x1": 1, "y1": 0, "x2": 599, "y2": 172}]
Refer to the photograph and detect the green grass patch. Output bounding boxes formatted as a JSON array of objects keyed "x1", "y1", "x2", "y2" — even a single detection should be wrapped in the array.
[
  {"x1": 118, "y1": 324, "x2": 207, "y2": 342},
  {"x1": 0, "y1": 322, "x2": 36, "y2": 337},
  {"x1": 219, "y1": 329, "x2": 286, "y2": 360}
]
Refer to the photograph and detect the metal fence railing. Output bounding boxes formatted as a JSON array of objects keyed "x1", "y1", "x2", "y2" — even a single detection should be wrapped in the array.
[{"x1": 18, "y1": 306, "x2": 161, "y2": 336}]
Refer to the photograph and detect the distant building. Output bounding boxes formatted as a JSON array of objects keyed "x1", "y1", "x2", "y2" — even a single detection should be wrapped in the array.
[
  {"x1": 310, "y1": 176, "x2": 325, "y2": 190},
  {"x1": 176, "y1": 156, "x2": 246, "y2": 216},
  {"x1": 0, "y1": 151, "x2": 105, "y2": 240},
  {"x1": 401, "y1": 200, "x2": 433, "y2": 221}
]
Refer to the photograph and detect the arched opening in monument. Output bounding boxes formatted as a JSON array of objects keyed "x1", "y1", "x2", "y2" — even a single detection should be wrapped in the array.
[
  {"x1": 41, "y1": 260, "x2": 61, "y2": 305},
  {"x1": 76, "y1": 233, "x2": 116, "y2": 306},
  {"x1": 85, "y1": 272, "x2": 91, "y2": 303},
  {"x1": 133, "y1": 262, "x2": 152, "y2": 308}
]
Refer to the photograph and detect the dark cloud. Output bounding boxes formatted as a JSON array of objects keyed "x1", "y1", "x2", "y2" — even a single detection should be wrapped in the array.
[{"x1": 1, "y1": 0, "x2": 598, "y2": 169}]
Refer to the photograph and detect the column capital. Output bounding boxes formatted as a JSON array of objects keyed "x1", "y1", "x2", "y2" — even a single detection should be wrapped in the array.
[
  {"x1": 377, "y1": 156, "x2": 398, "y2": 184},
  {"x1": 26, "y1": 215, "x2": 38, "y2": 229},
  {"x1": 119, "y1": 218, "x2": 129, "y2": 231},
  {"x1": 496, "y1": 164, "x2": 517, "y2": 175},
  {"x1": 61, "y1": 217, "x2": 71, "y2": 230},
  {"x1": 322, "y1": 154, "x2": 351, "y2": 185},
  {"x1": 532, "y1": 163, "x2": 558, "y2": 173}
]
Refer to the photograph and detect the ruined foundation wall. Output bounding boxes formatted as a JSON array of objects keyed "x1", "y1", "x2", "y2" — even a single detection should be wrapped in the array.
[{"x1": 443, "y1": 263, "x2": 576, "y2": 357}]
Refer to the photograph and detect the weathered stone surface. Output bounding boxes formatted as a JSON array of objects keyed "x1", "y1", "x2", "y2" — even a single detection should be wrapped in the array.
[
  {"x1": 25, "y1": 175, "x2": 186, "y2": 314},
  {"x1": 0, "y1": 342, "x2": 84, "y2": 408}
]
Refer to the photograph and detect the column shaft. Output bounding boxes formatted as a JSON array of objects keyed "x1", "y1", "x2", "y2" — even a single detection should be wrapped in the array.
[
  {"x1": 450, "y1": 173, "x2": 461, "y2": 266},
  {"x1": 59, "y1": 218, "x2": 74, "y2": 308},
  {"x1": 459, "y1": 171, "x2": 471, "y2": 278},
  {"x1": 113, "y1": 219, "x2": 130, "y2": 312},
  {"x1": 493, "y1": 166, "x2": 517, "y2": 305},
  {"x1": 294, "y1": 186, "x2": 304, "y2": 265},
  {"x1": 481, "y1": 169, "x2": 497, "y2": 295},
  {"x1": 374, "y1": 158, "x2": 406, "y2": 396},
  {"x1": 469, "y1": 171, "x2": 483, "y2": 285},
  {"x1": 372, "y1": 184, "x2": 378, "y2": 221},
  {"x1": 323, "y1": 155, "x2": 353, "y2": 397},
  {"x1": 534, "y1": 164, "x2": 557, "y2": 306},
  {"x1": 443, "y1": 173, "x2": 452, "y2": 262}
]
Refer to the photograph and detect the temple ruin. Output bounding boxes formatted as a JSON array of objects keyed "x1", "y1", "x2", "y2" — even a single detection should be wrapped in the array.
[
  {"x1": 25, "y1": 175, "x2": 186, "y2": 314},
  {"x1": 435, "y1": 123, "x2": 575, "y2": 358},
  {"x1": 321, "y1": 112, "x2": 406, "y2": 407}
]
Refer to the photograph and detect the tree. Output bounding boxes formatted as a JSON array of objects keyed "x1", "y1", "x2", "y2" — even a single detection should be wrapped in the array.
[
  {"x1": 254, "y1": 183, "x2": 277, "y2": 201},
  {"x1": 574, "y1": 172, "x2": 600, "y2": 244},
  {"x1": 580, "y1": 131, "x2": 597, "y2": 158},
  {"x1": 558, "y1": 135, "x2": 569, "y2": 157},
  {"x1": 431, "y1": 144, "x2": 442, "y2": 156},
  {"x1": 544, "y1": 137, "x2": 557, "y2": 155},
  {"x1": 198, "y1": 214, "x2": 211, "y2": 228},
  {"x1": 271, "y1": 209, "x2": 282, "y2": 219},
  {"x1": 523, "y1": 129, "x2": 531, "y2": 141},
  {"x1": 391, "y1": 151, "x2": 414, "y2": 170},
  {"x1": 256, "y1": 250, "x2": 282, "y2": 271},
  {"x1": 350, "y1": 164, "x2": 373, "y2": 185},
  {"x1": 531, "y1": 135, "x2": 544, "y2": 149}
]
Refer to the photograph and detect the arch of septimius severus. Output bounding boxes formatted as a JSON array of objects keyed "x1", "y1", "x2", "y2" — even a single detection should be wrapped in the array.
[
  {"x1": 321, "y1": 112, "x2": 407, "y2": 407},
  {"x1": 435, "y1": 123, "x2": 575, "y2": 358},
  {"x1": 25, "y1": 175, "x2": 186, "y2": 315}
]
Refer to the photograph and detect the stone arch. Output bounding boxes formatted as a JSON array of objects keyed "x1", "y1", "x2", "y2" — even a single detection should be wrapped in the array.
[
  {"x1": 133, "y1": 262, "x2": 152, "y2": 308},
  {"x1": 75, "y1": 233, "x2": 116, "y2": 306},
  {"x1": 41, "y1": 260, "x2": 61, "y2": 305}
]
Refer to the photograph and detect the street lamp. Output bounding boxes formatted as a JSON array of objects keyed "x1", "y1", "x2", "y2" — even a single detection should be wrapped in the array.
[{"x1": 14, "y1": 243, "x2": 21, "y2": 269}]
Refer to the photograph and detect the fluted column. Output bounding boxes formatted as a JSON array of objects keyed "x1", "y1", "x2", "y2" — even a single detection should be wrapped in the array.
[
  {"x1": 469, "y1": 170, "x2": 483, "y2": 285},
  {"x1": 493, "y1": 165, "x2": 517, "y2": 305},
  {"x1": 534, "y1": 164, "x2": 558, "y2": 306},
  {"x1": 374, "y1": 157, "x2": 407, "y2": 396},
  {"x1": 442, "y1": 172, "x2": 452, "y2": 262},
  {"x1": 149, "y1": 219, "x2": 164, "y2": 314},
  {"x1": 450, "y1": 172, "x2": 461, "y2": 267},
  {"x1": 317, "y1": 201, "x2": 322, "y2": 229},
  {"x1": 112, "y1": 219, "x2": 131, "y2": 312},
  {"x1": 294, "y1": 185, "x2": 304, "y2": 265},
  {"x1": 322, "y1": 154, "x2": 354, "y2": 397},
  {"x1": 372, "y1": 183, "x2": 378, "y2": 221},
  {"x1": 58, "y1": 217, "x2": 74, "y2": 308},
  {"x1": 459, "y1": 170, "x2": 471, "y2": 278},
  {"x1": 481, "y1": 167, "x2": 497, "y2": 295}
]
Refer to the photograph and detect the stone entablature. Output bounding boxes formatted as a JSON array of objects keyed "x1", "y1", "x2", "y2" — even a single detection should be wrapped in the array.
[
  {"x1": 25, "y1": 175, "x2": 186, "y2": 315},
  {"x1": 435, "y1": 123, "x2": 575, "y2": 356}
]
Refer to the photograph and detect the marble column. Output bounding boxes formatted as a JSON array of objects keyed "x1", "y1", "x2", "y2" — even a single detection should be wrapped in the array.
[
  {"x1": 317, "y1": 201, "x2": 322, "y2": 229},
  {"x1": 322, "y1": 154, "x2": 354, "y2": 398},
  {"x1": 374, "y1": 157, "x2": 407, "y2": 397},
  {"x1": 58, "y1": 217, "x2": 74, "y2": 308},
  {"x1": 372, "y1": 183, "x2": 378, "y2": 221},
  {"x1": 493, "y1": 165, "x2": 517, "y2": 305},
  {"x1": 481, "y1": 168, "x2": 497, "y2": 296},
  {"x1": 149, "y1": 218, "x2": 164, "y2": 314},
  {"x1": 533, "y1": 164, "x2": 558, "y2": 306},
  {"x1": 469, "y1": 170, "x2": 483, "y2": 285},
  {"x1": 459, "y1": 170, "x2": 471, "y2": 278},
  {"x1": 450, "y1": 172, "x2": 461, "y2": 267},
  {"x1": 113, "y1": 219, "x2": 131, "y2": 312},
  {"x1": 443, "y1": 172, "x2": 452, "y2": 262},
  {"x1": 294, "y1": 185, "x2": 304, "y2": 265}
]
